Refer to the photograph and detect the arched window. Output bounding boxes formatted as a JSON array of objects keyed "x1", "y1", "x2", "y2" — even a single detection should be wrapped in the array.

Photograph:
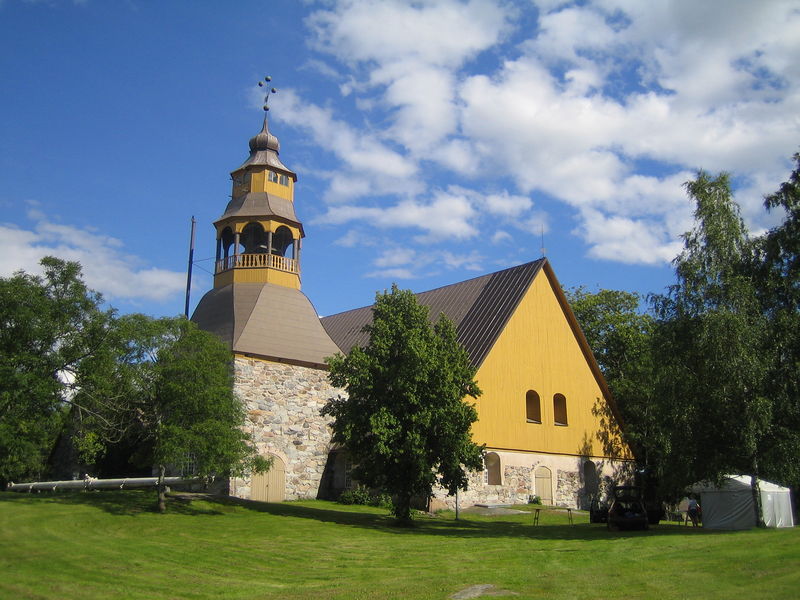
[
  {"x1": 553, "y1": 394, "x2": 568, "y2": 426},
  {"x1": 526, "y1": 390, "x2": 541, "y2": 423},
  {"x1": 272, "y1": 225, "x2": 294, "y2": 257},
  {"x1": 241, "y1": 222, "x2": 268, "y2": 254},
  {"x1": 220, "y1": 226, "x2": 235, "y2": 259},
  {"x1": 485, "y1": 452, "x2": 501, "y2": 486},
  {"x1": 583, "y1": 460, "x2": 599, "y2": 507}
]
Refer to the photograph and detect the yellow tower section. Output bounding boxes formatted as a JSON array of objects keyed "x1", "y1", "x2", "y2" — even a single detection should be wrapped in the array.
[{"x1": 212, "y1": 114, "x2": 303, "y2": 290}]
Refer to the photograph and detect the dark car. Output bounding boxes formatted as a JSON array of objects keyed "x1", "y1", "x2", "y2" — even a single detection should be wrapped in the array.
[{"x1": 607, "y1": 485, "x2": 649, "y2": 530}]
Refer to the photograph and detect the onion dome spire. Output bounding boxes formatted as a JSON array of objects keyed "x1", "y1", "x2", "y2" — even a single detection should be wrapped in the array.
[
  {"x1": 249, "y1": 115, "x2": 280, "y2": 154},
  {"x1": 236, "y1": 76, "x2": 294, "y2": 174}
]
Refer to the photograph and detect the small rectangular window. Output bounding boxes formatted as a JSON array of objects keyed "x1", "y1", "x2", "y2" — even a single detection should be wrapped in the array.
[
  {"x1": 279, "y1": 174, "x2": 289, "y2": 186},
  {"x1": 268, "y1": 171, "x2": 279, "y2": 183}
]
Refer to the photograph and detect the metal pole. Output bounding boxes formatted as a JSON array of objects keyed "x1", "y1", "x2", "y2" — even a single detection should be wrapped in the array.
[{"x1": 184, "y1": 216, "x2": 196, "y2": 318}]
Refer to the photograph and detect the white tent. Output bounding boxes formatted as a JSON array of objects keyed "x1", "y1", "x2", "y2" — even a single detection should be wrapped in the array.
[{"x1": 690, "y1": 475, "x2": 794, "y2": 530}]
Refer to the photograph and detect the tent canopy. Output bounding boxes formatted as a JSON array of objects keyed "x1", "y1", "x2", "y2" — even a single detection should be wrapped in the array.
[{"x1": 690, "y1": 475, "x2": 794, "y2": 530}]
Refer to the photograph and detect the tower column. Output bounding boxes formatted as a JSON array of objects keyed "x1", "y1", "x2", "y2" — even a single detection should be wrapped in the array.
[
  {"x1": 267, "y1": 230, "x2": 274, "y2": 256},
  {"x1": 234, "y1": 231, "x2": 241, "y2": 265}
]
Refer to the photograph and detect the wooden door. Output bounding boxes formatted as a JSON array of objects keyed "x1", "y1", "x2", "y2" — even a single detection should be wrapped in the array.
[
  {"x1": 535, "y1": 466, "x2": 553, "y2": 506},
  {"x1": 250, "y1": 455, "x2": 286, "y2": 502}
]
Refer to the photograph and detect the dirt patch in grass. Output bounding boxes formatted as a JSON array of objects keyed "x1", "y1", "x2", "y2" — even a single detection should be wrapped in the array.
[{"x1": 450, "y1": 583, "x2": 518, "y2": 598}]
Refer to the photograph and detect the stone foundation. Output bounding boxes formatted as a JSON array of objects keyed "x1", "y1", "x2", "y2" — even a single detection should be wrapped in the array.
[
  {"x1": 229, "y1": 356, "x2": 342, "y2": 501},
  {"x1": 430, "y1": 450, "x2": 632, "y2": 510}
]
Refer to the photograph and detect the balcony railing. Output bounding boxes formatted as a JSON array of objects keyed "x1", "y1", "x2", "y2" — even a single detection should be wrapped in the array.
[{"x1": 215, "y1": 253, "x2": 299, "y2": 275}]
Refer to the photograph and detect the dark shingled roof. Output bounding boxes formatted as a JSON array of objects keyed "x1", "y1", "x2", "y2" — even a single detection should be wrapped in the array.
[{"x1": 321, "y1": 259, "x2": 546, "y2": 367}]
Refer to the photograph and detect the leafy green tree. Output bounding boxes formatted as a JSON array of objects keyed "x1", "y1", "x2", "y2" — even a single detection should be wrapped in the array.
[
  {"x1": 565, "y1": 288, "x2": 663, "y2": 466},
  {"x1": 76, "y1": 314, "x2": 269, "y2": 512},
  {"x1": 752, "y1": 152, "x2": 800, "y2": 489},
  {"x1": 650, "y1": 172, "x2": 771, "y2": 502},
  {"x1": 0, "y1": 258, "x2": 114, "y2": 485},
  {"x1": 323, "y1": 285, "x2": 484, "y2": 524}
]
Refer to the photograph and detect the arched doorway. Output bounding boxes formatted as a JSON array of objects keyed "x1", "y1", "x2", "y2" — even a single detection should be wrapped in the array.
[
  {"x1": 250, "y1": 454, "x2": 286, "y2": 502},
  {"x1": 485, "y1": 452, "x2": 501, "y2": 485},
  {"x1": 534, "y1": 466, "x2": 553, "y2": 506},
  {"x1": 582, "y1": 460, "x2": 599, "y2": 510}
]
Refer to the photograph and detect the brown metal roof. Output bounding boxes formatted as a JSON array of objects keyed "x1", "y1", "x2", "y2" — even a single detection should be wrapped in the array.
[
  {"x1": 216, "y1": 192, "x2": 301, "y2": 229},
  {"x1": 235, "y1": 115, "x2": 297, "y2": 177},
  {"x1": 192, "y1": 282, "x2": 340, "y2": 369},
  {"x1": 321, "y1": 259, "x2": 545, "y2": 367}
]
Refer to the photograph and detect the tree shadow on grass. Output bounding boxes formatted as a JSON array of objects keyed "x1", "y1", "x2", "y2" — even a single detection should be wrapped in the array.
[
  {"x1": 0, "y1": 489, "x2": 226, "y2": 517},
  {"x1": 193, "y1": 496, "x2": 740, "y2": 541},
  {"x1": 1, "y1": 491, "x2": 741, "y2": 540}
]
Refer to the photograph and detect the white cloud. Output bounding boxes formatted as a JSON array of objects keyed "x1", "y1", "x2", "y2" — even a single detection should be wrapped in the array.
[
  {"x1": 485, "y1": 192, "x2": 533, "y2": 217},
  {"x1": 0, "y1": 212, "x2": 186, "y2": 304},
  {"x1": 452, "y1": 1, "x2": 799, "y2": 263},
  {"x1": 274, "y1": 89, "x2": 417, "y2": 180},
  {"x1": 373, "y1": 247, "x2": 416, "y2": 268},
  {"x1": 306, "y1": 0, "x2": 514, "y2": 156},
  {"x1": 576, "y1": 208, "x2": 684, "y2": 265},
  {"x1": 316, "y1": 187, "x2": 480, "y2": 240},
  {"x1": 492, "y1": 230, "x2": 512, "y2": 244},
  {"x1": 297, "y1": 0, "x2": 799, "y2": 268},
  {"x1": 365, "y1": 245, "x2": 485, "y2": 279},
  {"x1": 307, "y1": 0, "x2": 511, "y2": 69}
]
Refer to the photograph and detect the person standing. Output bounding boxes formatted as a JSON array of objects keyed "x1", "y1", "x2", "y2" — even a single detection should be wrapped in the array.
[{"x1": 687, "y1": 495, "x2": 700, "y2": 526}]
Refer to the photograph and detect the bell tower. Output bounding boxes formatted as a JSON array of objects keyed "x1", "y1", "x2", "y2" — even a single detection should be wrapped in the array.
[
  {"x1": 214, "y1": 79, "x2": 302, "y2": 290},
  {"x1": 192, "y1": 78, "x2": 340, "y2": 368}
]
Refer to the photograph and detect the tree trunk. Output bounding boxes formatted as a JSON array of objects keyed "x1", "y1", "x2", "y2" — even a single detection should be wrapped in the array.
[
  {"x1": 393, "y1": 493, "x2": 413, "y2": 525},
  {"x1": 751, "y1": 459, "x2": 765, "y2": 528},
  {"x1": 157, "y1": 464, "x2": 167, "y2": 513}
]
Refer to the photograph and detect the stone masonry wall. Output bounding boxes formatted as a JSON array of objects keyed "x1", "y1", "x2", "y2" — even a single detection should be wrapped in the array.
[
  {"x1": 430, "y1": 452, "x2": 632, "y2": 511},
  {"x1": 229, "y1": 356, "x2": 342, "y2": 501}
]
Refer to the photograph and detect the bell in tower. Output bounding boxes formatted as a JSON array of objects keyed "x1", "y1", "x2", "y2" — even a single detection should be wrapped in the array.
[{"x1": 191, "y1": 79, "x2": 340, "y2": 368}]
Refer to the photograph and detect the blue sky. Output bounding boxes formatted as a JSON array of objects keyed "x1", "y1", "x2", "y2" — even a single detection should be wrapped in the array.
[{"x1": 1, "y1": 0, "x2": 798, "y2": 318}]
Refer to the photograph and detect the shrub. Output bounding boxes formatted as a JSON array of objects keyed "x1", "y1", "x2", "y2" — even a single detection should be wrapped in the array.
[
  {"x1": 338, "y1": 485, "x2": 392, "y2": 508},
  {"x1": 338, "y1": 485, "x2": 373, "y2": 505}
]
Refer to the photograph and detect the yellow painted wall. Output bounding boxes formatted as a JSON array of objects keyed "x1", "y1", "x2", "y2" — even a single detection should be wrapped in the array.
[
  {"x1": 214, "y1": 267, "x2": 300, "y2": 289},
  {"x1": 471, "y1": 270, "x2": 628, "y2": 459},
  {"x1": 244, "y1": 169, "x2": 294, "y2": 200}
]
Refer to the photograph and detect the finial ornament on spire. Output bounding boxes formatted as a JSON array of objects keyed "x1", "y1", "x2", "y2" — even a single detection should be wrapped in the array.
[{"x1": 257, "y1": 75, "x2": 278, "y2": 111}]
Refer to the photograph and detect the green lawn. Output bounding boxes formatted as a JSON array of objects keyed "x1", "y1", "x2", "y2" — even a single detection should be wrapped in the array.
[{"x1": 1, "y1": 491, "x2": 797, "y2": 599}]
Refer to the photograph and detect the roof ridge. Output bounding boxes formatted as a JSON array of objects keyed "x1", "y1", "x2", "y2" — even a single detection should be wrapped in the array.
[{"x1": 321, "y1": 258, "x2": 547, "y2": 320}]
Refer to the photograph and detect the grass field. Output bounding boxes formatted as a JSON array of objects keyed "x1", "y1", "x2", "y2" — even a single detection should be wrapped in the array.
[{"x1": 1, "y1": 490, "x2": 798, "y2": 599}]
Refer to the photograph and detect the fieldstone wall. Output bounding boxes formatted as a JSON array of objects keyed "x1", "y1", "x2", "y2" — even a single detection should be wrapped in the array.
[
  {"x1": 229, "y1": 356, "x2": 342, "y2": 501},
  {"x1": 555, "y1": 470, "x2": 580, "y2": 507},
  {"x1": 430, "y1": 452, "x2": 632, "y2": 511},
  {"x1": 430, "y1": 465, "x2": 533, "y2": 509}
]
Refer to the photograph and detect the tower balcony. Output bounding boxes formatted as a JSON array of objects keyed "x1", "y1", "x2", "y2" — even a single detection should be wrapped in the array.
[{"x1": 215, "y1": 252, "x2": 299, "y2": 275}]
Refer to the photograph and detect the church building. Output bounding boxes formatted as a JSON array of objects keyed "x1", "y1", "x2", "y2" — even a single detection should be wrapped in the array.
[{"x1": 192, "y1": 110, "x2": 632, "y2": 509}]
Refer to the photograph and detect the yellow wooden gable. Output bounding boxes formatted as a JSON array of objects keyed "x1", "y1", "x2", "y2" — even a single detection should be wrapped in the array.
[{"x1": 471, "y1": 262, "x2": 629, "y2": 460}]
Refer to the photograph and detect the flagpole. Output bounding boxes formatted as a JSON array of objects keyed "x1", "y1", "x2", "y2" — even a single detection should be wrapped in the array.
[{"x1": 184, "y1": 216, "x2": 196, "y2": 318}]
